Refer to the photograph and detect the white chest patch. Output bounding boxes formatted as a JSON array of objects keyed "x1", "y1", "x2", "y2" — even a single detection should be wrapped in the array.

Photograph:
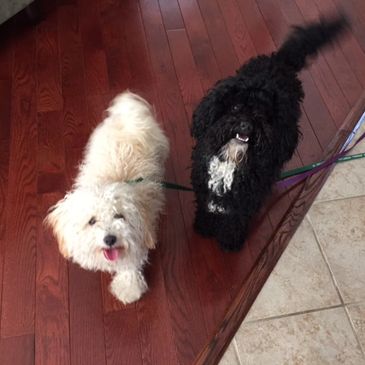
[{"x1": 207, "y1": 156, "x2": 236, "y2": 196}]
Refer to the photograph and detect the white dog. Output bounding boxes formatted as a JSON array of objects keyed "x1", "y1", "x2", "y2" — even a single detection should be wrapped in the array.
[{"x1": 45, "y1": 91, "x2": 169, "y2": 304}]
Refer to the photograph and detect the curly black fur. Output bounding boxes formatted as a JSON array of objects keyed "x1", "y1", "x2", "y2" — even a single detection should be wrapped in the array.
[{"x1": 191, "y1": 16, "x2": 348, "y2": 251}]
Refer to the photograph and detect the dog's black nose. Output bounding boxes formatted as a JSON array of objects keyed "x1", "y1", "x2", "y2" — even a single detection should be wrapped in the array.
[
  {"x1": 104, "y1": 234, "x2": 117, "y2": 246},
  {"x1": 240, "y1": 122, "x2": 253, "y2": 135}
]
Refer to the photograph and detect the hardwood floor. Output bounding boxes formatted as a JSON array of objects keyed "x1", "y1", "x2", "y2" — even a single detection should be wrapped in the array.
[{"x1": 0, "y1": 0, "x2": 364, "y2": 364}]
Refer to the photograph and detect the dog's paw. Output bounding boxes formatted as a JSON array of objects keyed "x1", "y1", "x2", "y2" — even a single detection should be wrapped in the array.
[{"x1": 110, "y1": 270, "x2": 148, "y2": 304}]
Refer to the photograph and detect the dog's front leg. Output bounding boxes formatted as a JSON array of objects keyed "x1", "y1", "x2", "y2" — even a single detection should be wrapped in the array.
[
  {"x1": 215, "y1": 214, "x2": 249, "y2": 252},
  {"x1": 110, "y1": 269, "x2": 148, "y2": 304}
]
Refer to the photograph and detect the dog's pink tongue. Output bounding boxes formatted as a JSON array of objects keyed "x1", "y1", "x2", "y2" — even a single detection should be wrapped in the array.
[{"x1": 103, "y1": 248, "x2": 119, "y2": 261}]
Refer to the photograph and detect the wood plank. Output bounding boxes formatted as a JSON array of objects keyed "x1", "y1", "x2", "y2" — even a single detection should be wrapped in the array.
[
  {"x1": 258, "y1": 0, "x2": 349, "y2": 127},
  {"x1": 0, "y1": 334, "x2": 34, "y2": 365},
  {"x1": 295, "y1": 0, "x2": 362, "y2": 106},
  {"x1": 312, "y1": 0, "x2": 365, "y2": 88},
  {"x1": 197, "y1": 0, "x2": 239, "y2": 76},
  {"x1": 0, "y1": 145, "x2": 9, "y2": 334},
  {"x1": 159, "y1": 0, "x2": 185, "y2": 30},
  {"x1": 0, "y1": 39, "x2": 11, "y2": 80},
  {"x1": 36, "y1": 11, "x2": 63, "y2": 112},
  {"x1": 0, "y1": 31, "x2": 11, "y2": 341},
  {"x1": 104, "y1": 308, "x2": 142, "y2": 365},
  {"x1": 86, "y1": 94, "x2": 110, "y2": 129},
  {"x1": 217, "y1": 0, "x2": 257, "y2": 63},
  {"x1": 37, "y1": 111, "x2": 66, "y2": 191},
  {"x1": 78, "y1": 0, "x2": 109, "y2": 95},
  {"x1": 35, "y1": 193, "x2": 70, "y2": 365},
  {"x1": 58, "y1": 5, "x2": 85, "y2": 96},
  {"x1": 68, "y1": 266, "x2": 106, "y2": 365},
  {"x1": 122, "y1": 0, "x2": 155, "y2": 101},
  {"x1": 0, "y1": 83, "x2": 10, "y2": 240},
  {"x1": 297, "y1": 108, "x2": 323, "y2": 164},
  {"x1": 58, "y1": 5, "x2": 90, "y2": 148},
  {"x1": 1, "y1": 30, "x2": 37, "y2": 338},
  {"x1": 0, "y1": 80, "x2": 11, "y2": 142},
  {"x1": 37, "y1": 111, "x2": 65, "y2": 173},
  {"x1": 166, "y1": 29, "x2": 204, "y2": 117},
  {"x1": 235, "y1": 0, "x2": 276, "y2": 54},
  {"x1": 99, "y1": 0, "x2": 132, "y2": 92},
  {"x1": 135, "y1": 250, "x2": 179, "y2": 365},
  {"x1": 177, "y1": 0, "x2": 222, "y2": 90},
  {"x1": 63, "y1": 94, "x2": 90, "y2": 148},
  {"x1": 332, "y1": 0, "x2": 365, "y2": 53}
]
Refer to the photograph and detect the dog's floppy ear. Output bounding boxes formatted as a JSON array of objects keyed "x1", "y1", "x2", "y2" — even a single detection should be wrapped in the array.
[
  {"x1": 44, "y1": 196, "x2": 72, "y2": 259},
  {"x1": 191, "y1": 77, "x2": 237, "y2": 140}
]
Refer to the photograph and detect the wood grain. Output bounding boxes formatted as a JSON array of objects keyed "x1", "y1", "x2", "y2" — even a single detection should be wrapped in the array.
[
  {"x1": 58, "y1": 5, "x2": 90, "y2": 147},
  {"x1": 0, "y1": 80, "x2": 11, "y2": 142},
  {"x1": 104, "y1": 308, "x2": 142, "y2": 365},
  {"x1": 0, "y1": 334, "x2": 34, "y2": 365},
  {"x1": 197, "y1": 0, "x2": 239, "y2": 76},
  {"x1": 36, "y1": 11, "x2": 63, "y2": 112},
  {"x1": 235, "y1": 0, "x2": 276, "y2": 54},
  {"x1": 295, "y1": 0, "x2": 362, "y2": 106},
  {"x1": 37, "y1": 111, "x2": 66, "y2": 194},
  {"x1": 135, "y1": 250, "x2": 179, "y2": 365},
  {"x1": 0, "y1": 91, "x2": 10, "y2": 239},
  {"x1": 78, "y1": 0, "x2": 109, "y2": 95},
  {"x1": 35, "y1": 193, "x2": 70, "y2": 365},
  {"x1": 217, "y1": 0, "x2": 257, "y2": 63},
  {"x1": 68, "y1": 265, "x2": 106, "y2": 365},
  {"x1": 159, "y1": 0, "x2": 185, "y2": 30},
  {"x1": 1, "y1": 30, "x2": 38, "y2": 338},
  {"x1": 177, "y1": 0, "x2": 222, "y2": 90},
  {"x1": 167, "y1": 28, "x2": 204, "y2": 117},
  {"x1": 99, "y1": 0, "x2": 132, "y2": 93}
]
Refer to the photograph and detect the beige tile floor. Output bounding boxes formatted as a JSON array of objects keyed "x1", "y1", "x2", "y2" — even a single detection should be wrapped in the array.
[{"x1": 220, "y1": 121, "x2": 365, "y2": 364}]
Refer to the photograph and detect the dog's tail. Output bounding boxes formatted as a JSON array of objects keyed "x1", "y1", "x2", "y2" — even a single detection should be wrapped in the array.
[{"x1": 276, "y1": 15, "x2": 349, "y2": 72}]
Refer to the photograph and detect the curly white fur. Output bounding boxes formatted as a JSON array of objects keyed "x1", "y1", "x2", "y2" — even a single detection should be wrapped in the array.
[{"x1": 45, "y1": 91, "x2": 169, "y2": 304}]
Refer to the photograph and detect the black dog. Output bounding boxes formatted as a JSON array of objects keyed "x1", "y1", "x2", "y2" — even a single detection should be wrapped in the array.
[{"x1": 191, "y1": 16, "x2": 348, "y2": 251}]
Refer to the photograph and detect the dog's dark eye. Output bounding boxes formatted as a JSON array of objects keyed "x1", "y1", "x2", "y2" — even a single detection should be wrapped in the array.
[
  {"x1": 232, "y1": 104, "x2": 240, "y2": 112},
  {"x1": 114, "y1": 213, "x2": 125, "y2": 220},
  {"x1": 88, "y1": 217, "x2": 96, "y2": 226}
]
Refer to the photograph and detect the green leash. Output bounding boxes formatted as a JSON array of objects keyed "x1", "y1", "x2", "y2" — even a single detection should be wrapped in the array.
[
  {"x1": 128, "y1": 151, "x2": 365, "y2": 192},
  {"x1": 280, "y1": 152, "x2": 365, "y2": 179}
]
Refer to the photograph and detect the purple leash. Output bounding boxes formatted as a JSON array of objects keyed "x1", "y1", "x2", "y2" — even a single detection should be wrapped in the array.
[{"x1": 277, "y1": 119, "x2": 365, "y2": 189}]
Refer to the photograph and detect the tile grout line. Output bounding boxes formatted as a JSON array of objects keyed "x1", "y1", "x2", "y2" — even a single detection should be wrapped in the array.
[
  {"x1": 243, "y1": 304, "x2": 344, "y2": 324},
  {"x1": 305, "y1": 214, "x2": 345, "y2": 306},
  {"x1": 344, "y1": 305, "x2": 365, "y2": 359},
  {"x1": 314, "y1": 192, "x2": 365, "y2": 205},
  {"x1": 307, "y1": 213, "x2": 365, "y2": 359}
]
